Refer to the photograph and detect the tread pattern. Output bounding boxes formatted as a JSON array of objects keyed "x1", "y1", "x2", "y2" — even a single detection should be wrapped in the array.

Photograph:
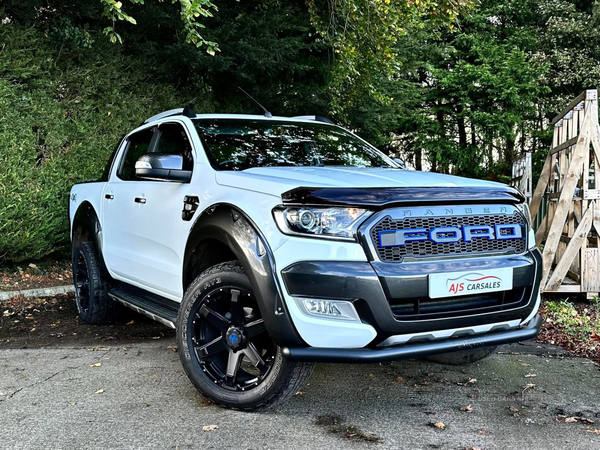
[
  {"x1": 75, "y1": 241, "x2": 115, "y2": 324},
  {"x1": 178, "y1": 261, "x2": 314, "y2": 412}
]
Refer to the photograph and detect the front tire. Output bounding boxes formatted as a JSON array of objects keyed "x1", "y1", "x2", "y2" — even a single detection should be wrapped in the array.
[
  {"x1": 427, "y1": 346, "x2": 498, "y2": 365},
  {"x1": 177, "y1": 261, "x2": 314, "y2": 411}
]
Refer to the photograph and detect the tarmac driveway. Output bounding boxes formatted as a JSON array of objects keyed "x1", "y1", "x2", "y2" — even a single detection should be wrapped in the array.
[{"x1": 1, "y1": 336, "x2": 600, "y2": 449}]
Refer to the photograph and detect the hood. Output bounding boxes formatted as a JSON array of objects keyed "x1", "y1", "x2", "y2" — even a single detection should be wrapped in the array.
[{"x1": 215, "y1": 166, "x2": 503, "y2": 196}]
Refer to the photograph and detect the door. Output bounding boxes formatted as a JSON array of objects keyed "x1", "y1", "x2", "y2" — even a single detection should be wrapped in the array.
[
  {"x1": 103, "y1": 122, "x2": 199, "y2": 300},
  {"x1": 102, "y1": 126, "x2": 155, "y2": 284}
]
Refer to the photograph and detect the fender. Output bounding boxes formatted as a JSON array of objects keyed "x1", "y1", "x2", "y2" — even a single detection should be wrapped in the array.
[
  {"x1": 71, "y1": 201, "x2": 110, "y2": 275},
  {"x1": 184, "y1": 204, "x2": 306, "y2": 347}
]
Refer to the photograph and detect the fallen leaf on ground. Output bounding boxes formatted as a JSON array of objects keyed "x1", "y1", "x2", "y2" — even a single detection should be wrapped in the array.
[
  {"x1": 202, "y1": 425, "x2": 219, "y2": 431},
  {"x1": 167, "y1": 346, "x2": 178, "y2": 352},
  {"x1": 524, "y1": 374, "x2": 537, "y2": 378},
  {"x1": 458, "y1": 378, "x2": 477, "y2": 386},
  {"x1": 95, "y1": 389, "x2": 104, "y2": 394},
  {"x1": 90, "y1": 362, "x2": 102, "y2": 367},
  {"x1": 563, "y1": 416, "x2": 594, "y2": 424},
  {"x1": 200, "y1": 399, "x2": 213, "y2": 407},
  {"x1": 431, "y1": 422, "x2": 446, "y2": 430},
  {"x1": 396, "y1": 377, "x2": 404, "y2": 382},
  {"x1": 521, "y1": 363, "x2": 531, "y2": 367},
  {"x1": 460, "y1": 405, "x2": 473, "y2": 413},
  {"x1": 586, "y1": 429, "x2": 600, "y2": 434},
  {"x1": 509, "y1": 406, "x2": 520, "y2": 413},
  {"x1": 126, "y1": 320, "x2": 135, "y2": 325},
  {"x1": 522, "y1": 383, "x2": 535, "y2": 394}
]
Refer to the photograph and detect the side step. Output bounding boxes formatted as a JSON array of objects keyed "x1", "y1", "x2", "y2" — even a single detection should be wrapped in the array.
[{"x1": 108, "y1": 286, "x2": 179, "y2": 329}]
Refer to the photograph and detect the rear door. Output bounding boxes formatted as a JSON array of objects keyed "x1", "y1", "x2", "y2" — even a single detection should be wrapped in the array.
[{"x1": 102, "y1": 126, "x2": 155, "y2": 284}]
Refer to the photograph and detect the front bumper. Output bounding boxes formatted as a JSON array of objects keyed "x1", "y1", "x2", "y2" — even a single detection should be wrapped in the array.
[
  {"x1": 283, "y1": 314, "x2": 542, "y2": 363},
  {"x1": 281, "y1": 248, "x2": 542, "y2": 344}
]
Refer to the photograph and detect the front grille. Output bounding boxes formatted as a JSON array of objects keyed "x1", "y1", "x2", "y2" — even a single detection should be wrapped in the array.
[
  {"x1": 389, "y1": 286, "x2": 530, "y2": 321},
  {"x1": 370, "y1": 211, "x2": 527, "y2": 262}
]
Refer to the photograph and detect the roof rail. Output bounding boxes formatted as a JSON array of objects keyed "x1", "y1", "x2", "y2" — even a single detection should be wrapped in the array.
[
  {"x1": 142, "y1": 108, "x2": 197, "y2": 125},
  {"x1": 291, "y1": 115, "x2": 334, "y2": 124}
]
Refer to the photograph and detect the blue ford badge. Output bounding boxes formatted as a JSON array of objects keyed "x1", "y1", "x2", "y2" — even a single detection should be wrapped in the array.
[{"x1": 378, "y1": 224, "x2": 523, "y2": 247}]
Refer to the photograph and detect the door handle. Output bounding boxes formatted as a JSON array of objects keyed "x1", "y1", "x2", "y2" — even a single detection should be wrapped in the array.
[
  {"x1": 134, "y1": 197, "x2": 146, "y2": 204},
  {"x1": 105, "y1": 194, "x2": 114, "y2": 200}
]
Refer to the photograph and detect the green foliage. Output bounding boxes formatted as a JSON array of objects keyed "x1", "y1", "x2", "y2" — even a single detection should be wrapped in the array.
[
  {"x1": 0, "y1": 23, "x2": 210, "y2": 262},
  {"x1": 350, "y1": 0, "x2": 551, "y2": 178},
  {"x1": 3, "y1": 0, "x2": 600, "y2": 263},
  {"x1": 306, "y1": 0, "x2": 477, "y2": 114},
  {"x1": 99, "y1": 0, "x2": 219, "y2": 53},
  {"x1": 545, "y1": 300, "x2": 600, "y2": 342}
]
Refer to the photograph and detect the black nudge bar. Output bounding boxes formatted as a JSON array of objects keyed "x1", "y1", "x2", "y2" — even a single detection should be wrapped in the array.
[{"x1": 282, "y1": 315, "x2": 542, "y2": 364}]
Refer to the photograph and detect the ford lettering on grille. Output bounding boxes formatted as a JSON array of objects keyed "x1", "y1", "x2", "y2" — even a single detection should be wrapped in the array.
[
  {"x1": 369, "y1": 206, "x2": 528, "y2": 262},
  {"x1": 378, "y1": 224, "x2": 523, "y2": 247}
]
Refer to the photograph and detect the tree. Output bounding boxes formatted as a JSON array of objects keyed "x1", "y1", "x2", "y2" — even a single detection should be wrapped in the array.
[{"x1": 376, "y1": 0, "x2": 549, "y2": 179}]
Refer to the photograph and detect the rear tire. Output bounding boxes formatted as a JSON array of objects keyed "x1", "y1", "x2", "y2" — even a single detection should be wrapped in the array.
[
  {"x1": 427, "y1": 346, "x2": 498, "y2": 365},
  {"x1": 72, "y1": 241, "x2": 114, "y2": 324},
  {"x1": 177, "y1": 261, "x2": 314, "y2": 411}
]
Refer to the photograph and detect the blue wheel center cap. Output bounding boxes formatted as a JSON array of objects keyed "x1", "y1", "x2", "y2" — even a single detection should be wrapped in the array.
[{"x1": 225, "y1": 328, "x2": 244, "y2": 349}]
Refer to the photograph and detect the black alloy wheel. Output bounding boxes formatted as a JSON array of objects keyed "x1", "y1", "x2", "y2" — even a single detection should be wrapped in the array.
[
  {"x1": 177, "y1": 261, "x2": 314, "y2": 411},
  {"x1": 191, "y1": 287, "x2": 275, "y2": 391}
]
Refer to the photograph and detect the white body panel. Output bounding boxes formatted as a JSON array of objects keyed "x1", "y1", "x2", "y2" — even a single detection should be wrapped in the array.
[{"x1": 70, "y1": 113, "x2": 539, "y2": 349}]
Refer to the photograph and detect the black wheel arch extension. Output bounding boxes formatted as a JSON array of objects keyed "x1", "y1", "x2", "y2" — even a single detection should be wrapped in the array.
[
  {"x1": 72, "y1": 202, "x2": 103, "y2": 259},
  {"x1": 184, "y1": 204, "x2": 306, "y2": 348}
]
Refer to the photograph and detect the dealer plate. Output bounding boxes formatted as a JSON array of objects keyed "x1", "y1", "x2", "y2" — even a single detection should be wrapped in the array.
[{"x1": 428, "y1": 268, "x2": 513, "y2": 299}]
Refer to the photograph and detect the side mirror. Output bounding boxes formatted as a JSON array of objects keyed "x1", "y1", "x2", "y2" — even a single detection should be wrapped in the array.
[
  {"x1": 393, "y1": 158, "x2": 407, "y2": 170},
  {"x1": 135, "y1": 153, "x2": 191, "y2": 182}
]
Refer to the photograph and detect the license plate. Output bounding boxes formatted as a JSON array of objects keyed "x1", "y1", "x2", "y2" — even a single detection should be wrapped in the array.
[{"x1": 428, "y1": 268, "x2": 513, "y2": 299}]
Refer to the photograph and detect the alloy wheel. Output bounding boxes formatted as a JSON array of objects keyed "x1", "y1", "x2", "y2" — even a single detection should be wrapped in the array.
[{"x1": 191, "y1": 287, "x2": 275, "y2": 391}]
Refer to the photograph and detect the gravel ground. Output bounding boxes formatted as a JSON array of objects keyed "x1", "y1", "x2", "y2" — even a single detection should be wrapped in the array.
[{"x1": 1, "y1": 295, "x2": 600, "y2": 449}]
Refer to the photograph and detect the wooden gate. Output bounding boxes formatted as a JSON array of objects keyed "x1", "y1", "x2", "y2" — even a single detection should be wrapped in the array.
[{"x1": 530, "y1": 89, "x2": 600, "y2": 297}]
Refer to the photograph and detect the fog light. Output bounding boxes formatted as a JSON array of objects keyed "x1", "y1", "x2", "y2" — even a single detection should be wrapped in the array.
[{"x1": 294, "y1": 297, "x2": 359, "y2": 321}]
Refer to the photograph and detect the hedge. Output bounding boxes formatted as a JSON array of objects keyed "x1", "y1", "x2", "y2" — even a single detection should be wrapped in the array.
[{"x1": 0, "y1": 23, "x2": 212, "y2": 263}]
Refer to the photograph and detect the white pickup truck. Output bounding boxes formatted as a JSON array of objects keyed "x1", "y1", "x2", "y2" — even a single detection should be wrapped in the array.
[{"x1": 69, "y1": 108, "x2": 542, "y2": 410}]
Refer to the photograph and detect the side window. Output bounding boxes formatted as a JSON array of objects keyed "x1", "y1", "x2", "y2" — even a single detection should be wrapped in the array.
[
  {"x1": 118, "y1": 128, "x2": 154, "y2": 181},
  {"x1": 154, "y1": 123, "x2": 194, "y2": 171}
]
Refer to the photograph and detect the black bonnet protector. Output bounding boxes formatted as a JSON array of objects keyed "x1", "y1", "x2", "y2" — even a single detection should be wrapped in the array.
[{"x1": 281, "y1": 186, "x2": 525, "y2": 209}]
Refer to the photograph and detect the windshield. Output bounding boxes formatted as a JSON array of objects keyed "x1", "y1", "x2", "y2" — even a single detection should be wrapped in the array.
[{"x1": 193, "y1": 118, "x2": 397, "y2": 171}]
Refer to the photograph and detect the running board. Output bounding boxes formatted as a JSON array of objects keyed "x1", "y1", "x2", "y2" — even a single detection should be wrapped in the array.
[{"x1": 108, "y1": 286, "x2": 179, "y2": 329}]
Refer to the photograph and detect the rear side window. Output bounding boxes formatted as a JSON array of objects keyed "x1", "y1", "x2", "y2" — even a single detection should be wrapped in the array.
[
  {"x1": 154, "y1": 123, "x2": 194, "y2": 170},
  {"x1": 100, "y1": 137, "x2": 125, "y2": 182},
  {"x1": 118, "y1": 128, "x2": 154, "y2": 181}
]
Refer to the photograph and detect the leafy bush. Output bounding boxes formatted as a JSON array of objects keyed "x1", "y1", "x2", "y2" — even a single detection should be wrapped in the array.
[
  {"x1": 0, "y1": 23, "x2": 212, "y2": 263},
  {"x1": 545, "y1": 300, "x2": 600, "y2": 339}
]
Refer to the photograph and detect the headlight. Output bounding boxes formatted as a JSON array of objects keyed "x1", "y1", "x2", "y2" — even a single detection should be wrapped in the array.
[
  {"x1": 516, "y1": 202, "x2": 536, "y2": 249},
  {"x1": 516, "y1": 202, "x2": 532, "y2": 228},
  {"x1": 273, "y1": 206, "x2": 372, "y2": 240}
]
